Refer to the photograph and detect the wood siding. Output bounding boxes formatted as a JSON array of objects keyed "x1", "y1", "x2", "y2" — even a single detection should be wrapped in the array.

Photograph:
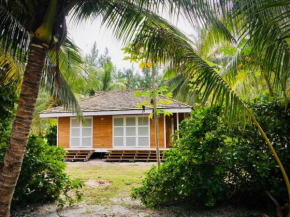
[
  {"x1": 93, "y1": 116, "x2": 113, "y2": 148},
  {"x1": 57, "y1": 113, "x2": 190, "y2": 149},
  {"x1": 150, "y1": 115, "x2": 165, "y2": 148},
  {"x1": 58, "y1": 117, "x2": 70, "y2": 148}
]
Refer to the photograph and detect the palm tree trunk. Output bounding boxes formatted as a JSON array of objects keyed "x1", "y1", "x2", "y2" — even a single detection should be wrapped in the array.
[
  {"x1": 246, "y1": 107, "x2": 290, "y2": 217},
  {"x1": 263, "y1": 74, "x2": 274, "y2": 97},
  {"x1": 0, "y1": 37, "x2": 48, "y2": 217},
  {"x1": 260, "y1": 65, "x2": 274, "y2": 97}
]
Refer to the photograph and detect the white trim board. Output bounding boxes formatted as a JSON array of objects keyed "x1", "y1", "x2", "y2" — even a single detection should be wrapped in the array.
[
  {"x1": 40, "y1": 108, "x2": 192, "y2": 118},
  {"x1": 63, "y1": 148, "x2": 170, "y2": 152}
]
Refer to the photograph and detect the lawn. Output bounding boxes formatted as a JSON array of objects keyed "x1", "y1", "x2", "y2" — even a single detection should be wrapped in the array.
[
  {"x1": 65, "y1": 160, "x2": 153, "y2": 206},
  {"x1": 13, "y1": 160, "x2": 263, "y2": 216}
]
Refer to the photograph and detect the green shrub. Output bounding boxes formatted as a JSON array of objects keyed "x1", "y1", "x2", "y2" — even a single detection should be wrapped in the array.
[
  {"x1": 0, "y1": 79, "x2": 17, "y2": 146},
  {"x1": 0, "y1": 135, "x2": 84, "y2": 208},
  {"x1": 132, "y1": 100, "x2": 289, "y2": 208},
  {"x1": 46, "y1": 125, "x2": 57, "y2": 146}
]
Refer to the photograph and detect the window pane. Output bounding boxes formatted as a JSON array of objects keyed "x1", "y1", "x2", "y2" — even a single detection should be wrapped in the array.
[
  {"x1": 138, "y1": 137, "x2": 149, "y2": 147},
  {"x1": 71, "y1": 128, "x2": 80, "y2": 137},
  {"x1": 84, "y1": 118, "x2": 92, "y2": 127},
  {"x1": 71, "y1": 138, "x2": 80, "y2": 147},
  {"x1": 114, "y1": 127, "x2": 123, "y2": 136},
  {"x1": 126, "y1": 117, "x2": 135, "y2": 126},
  {"x1": 83, "y1": 128, "x2": 92, "y2": 137},
  {"x1": 114, "y1": 118, "x2": 123, "y2": 126},
  {"x1": 126, "y1": 137, "x2": 136, "y2": 147},
  {"x1": 114, "y1": 137, "x2": 124, "y2": 147},
  {"x1": 126, "y1": 127, "x2": 136, "y2": 136},
  {"x1": 71, "y1": 119, "x2": 80, "y2": 127},
  {"x1": 82, "y1": 138, "x2": 92, "y2": 147},
  {"x1": 138, "y1": 117, "x2": 148, "y2": 126},
  {"x1": 138, "y1": 127, "x2": 148, "y2": 136}
]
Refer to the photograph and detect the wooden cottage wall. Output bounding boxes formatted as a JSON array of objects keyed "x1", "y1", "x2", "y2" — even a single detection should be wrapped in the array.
[
  {"x1": 57, "y1": 113, "x2": 190, "y2": 150},
  {"x1": 58, "y1": 117, "x2": 70, "y2": 148},
  {"x1": 150, "y1": 115, "x2": 165, "y2": 148},
  {"x1": 93, "y1": 116, "x2": 113, "y2": 149}
]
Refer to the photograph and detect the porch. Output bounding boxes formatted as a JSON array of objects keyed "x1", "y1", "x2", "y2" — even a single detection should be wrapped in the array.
[
  {"x1": 103, "y1": 148, "x2": 169, "y2": 162},
  {"x1": 64, "y1": 148, "x2": 169, "y2": 162}
]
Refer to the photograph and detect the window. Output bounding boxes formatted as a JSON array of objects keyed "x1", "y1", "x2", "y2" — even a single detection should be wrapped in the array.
[
  {"x1": 70, "y1": 117, "x2": 93, "y2": 147},
  {"x1": 113, "y1": 116, "x2": 149, "y2": 148}
]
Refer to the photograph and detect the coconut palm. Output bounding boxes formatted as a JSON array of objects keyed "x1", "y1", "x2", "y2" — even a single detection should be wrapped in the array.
[
  {"x1": 213, "y1": 0, "x2": 290, "y2": 97},
  {"x1": 1, "y1": 38, "x2": 87, "y2": 134},
  {"x1": 85, "y1": 49, "x2": 126, "y2": 92},
  {"x1": 128, "y1": 10, "x2": 290, "y2": 214},
  {"x1": 96, "y1": 61, "x2": 126, "y2": 91},
  {"x1": 0, "y1": 0, "x2": 230, "y2": 215}
]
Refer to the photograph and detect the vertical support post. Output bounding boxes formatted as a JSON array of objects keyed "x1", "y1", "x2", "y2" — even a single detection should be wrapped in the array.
[
  {"x1": 152, "y1": 63, "x2": 161, "y2": 168},
  {"x1": 176, "y1": 113, "x2": 179, "y2": 139},
  {"x1": 57, "y1": 117, "x2": 59, "y2": 147},
  {"x1": 171, "y1": 117, "x2": 174, "y2": 141},
  {"x1": 164, "y1": 115, "x2": 166, "y2": 148}
]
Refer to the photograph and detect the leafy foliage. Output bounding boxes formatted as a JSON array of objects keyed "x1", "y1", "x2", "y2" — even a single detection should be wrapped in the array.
[
  {"x1": 134, "y1": 87, "x2": 173, "y2": 117},
  {"x1": 0, "y1": 135, "x2": 84, "y2": 208},
  {"x1": 0, "y1": 75, "x2": 17, "y2": 146},
  {"x1": 132, "y1": 100, "x2": 290, "y2": 208},
  {"x1": 46, "y1": 125, "x2": 57, "y2": 146}
]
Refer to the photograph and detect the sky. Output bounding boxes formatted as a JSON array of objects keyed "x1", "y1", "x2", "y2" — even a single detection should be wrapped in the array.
[{"x1": 67, "y1": 15, "x2": 196, "y2": 70}]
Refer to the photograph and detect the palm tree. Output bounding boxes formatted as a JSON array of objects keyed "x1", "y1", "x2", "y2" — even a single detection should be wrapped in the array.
[
  {"x1": 0, "y1": 1, "x2": 228, "y2": 215},
  {"x1": 128, "y1": 10, "x2": 290, "y2": 214},
  {"x1": 97, "y1": 61, "x2": 126, "y2": 91},
  {"x1": 162, "y1": 69, "x2": 197, "y2": 106}
]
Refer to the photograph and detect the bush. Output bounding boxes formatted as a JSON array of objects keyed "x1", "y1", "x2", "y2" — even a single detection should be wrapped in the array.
[
  {"x1": 46, "y1": 125, "x2": 57, "y2": 146},
  {"x1": 0, "y1": 79, "x2": 17, "y2": 146},
  {"x1": 0, "y1": 135, "x2": 84, "y2": 208},
  {"x1": 132, "y1": 100, "x2": 289, "y2": 208}
]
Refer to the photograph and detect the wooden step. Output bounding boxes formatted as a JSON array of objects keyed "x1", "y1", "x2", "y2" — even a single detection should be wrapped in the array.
[
  {"x1": 64, "y1": 150, "x2": 94, "y2": 162},
  {"x1": 103, "y1": 150, "x2": 168, "y2": 162}
]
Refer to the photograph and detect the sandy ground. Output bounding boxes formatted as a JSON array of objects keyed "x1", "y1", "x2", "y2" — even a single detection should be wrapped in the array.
[{"x1": 12, "y1": 160, "x2": 263, "y2": 217}]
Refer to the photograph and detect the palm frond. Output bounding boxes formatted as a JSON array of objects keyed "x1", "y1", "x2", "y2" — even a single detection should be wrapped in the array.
[
  {"x1": 131, "y1": 15, "x2": 249, "y2": 124},
  {"x1": 210, "y1": 0, "x2": 290, "y2": 95},
  {"x1": 0, "y1": 4, "x2": 30, "y2": 60},
  {"x1": 42, "y1": 57, "x2": 83, "y2": 120},
  {"x1": 0, "y1": 44, "x2": 24, "y2": 86},
  {"x1": 48, "y1": 37, "x2": 88, "y2": 93},
  {"x1": 68, "y1": 0, "x2": 234, "y2": 45}
]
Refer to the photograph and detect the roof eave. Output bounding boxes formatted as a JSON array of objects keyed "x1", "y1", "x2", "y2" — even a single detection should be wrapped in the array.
[{"x1": 39, "y1": 108, "x2": 192, "y2": 118}]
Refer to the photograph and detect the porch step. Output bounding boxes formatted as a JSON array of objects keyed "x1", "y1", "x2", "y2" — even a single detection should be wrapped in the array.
[
  {"x1": 64, "y1": 150, "x2": 94, "y2": 162},
  {"x1": 103, "y1": 150, "x2": 168, "y2": 162}
]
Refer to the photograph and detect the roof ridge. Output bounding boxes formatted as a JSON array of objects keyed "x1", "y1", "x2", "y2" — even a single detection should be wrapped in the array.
[{"x1": 94, "y1": 88, "x2": 150, "y2": 93}]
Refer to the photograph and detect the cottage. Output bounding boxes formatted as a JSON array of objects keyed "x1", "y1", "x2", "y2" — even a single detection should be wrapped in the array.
[{"x1": 40, "y1": 90, "x2": 192, "y2": 161}]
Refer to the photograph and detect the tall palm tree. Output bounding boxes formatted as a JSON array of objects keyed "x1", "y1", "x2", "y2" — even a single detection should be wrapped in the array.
[
  {"x1": 213, "y1": 0, "x2": 290, "y2": 98},
  {"x1": 0, "y1": 1, "x2": 228, "y2": 215},
  {"x1": 96, "y1": 62, "x2": 126, "y2": 91},
  {"x1": 128, "y1": 10, "x2": 290, "y2": 214}
]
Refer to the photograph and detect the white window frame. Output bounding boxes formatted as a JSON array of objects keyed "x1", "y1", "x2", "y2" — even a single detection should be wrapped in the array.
[
  {"x1": 113, "y1": 115, "x2": 150, "y2": 148},
  {"x1": 70, "y1": 117, "x2": 93, "y2": 148}
]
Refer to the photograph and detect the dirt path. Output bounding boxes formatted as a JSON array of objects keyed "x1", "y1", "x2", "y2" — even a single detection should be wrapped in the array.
[
  {"x1": 13, "y1": 199, "x2": 262, "y2": 217},
  {"x1": 12, "y1": 160, "x2": 262, "y2": 217}
]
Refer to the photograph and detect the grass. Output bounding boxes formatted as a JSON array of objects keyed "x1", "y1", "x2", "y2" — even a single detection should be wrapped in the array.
[{"x1": 65, "y1": 161, "x2": 153, "y2": 205}]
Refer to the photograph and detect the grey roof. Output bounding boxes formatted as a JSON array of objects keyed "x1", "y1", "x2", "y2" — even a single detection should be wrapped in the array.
[{"x1": 41, "y1": 89, "x2": 192, "y2": 114}]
